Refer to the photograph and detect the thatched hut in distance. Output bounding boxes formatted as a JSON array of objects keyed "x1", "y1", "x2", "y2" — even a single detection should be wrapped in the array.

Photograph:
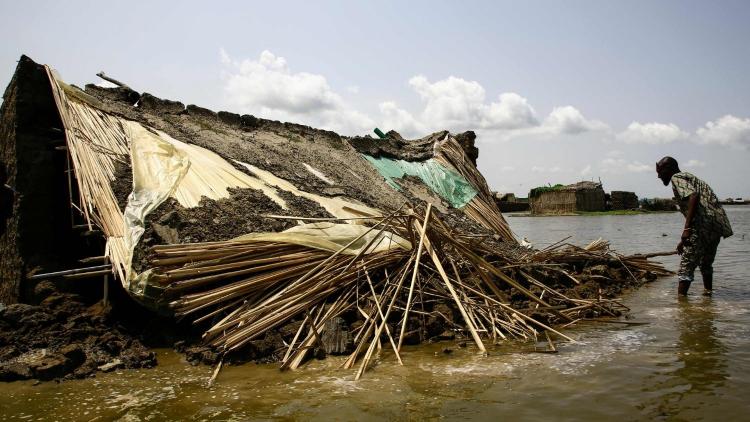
[
  {"x1": 529, "y1": 181, "x2": 605, "y2": 215},
  {"x1": 493, "y1": 192, "x2": 530, "y2": 212},
  {"x1": 610, "y1": 191, "x2": 639, "y2": 210}
]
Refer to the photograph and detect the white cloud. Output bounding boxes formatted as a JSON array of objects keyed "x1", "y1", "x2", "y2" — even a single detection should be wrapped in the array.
[
  {"x1": 500, "y1": 165, "x2": 516, "y2": 172},
  {"x1": 542, "y1": 106, "x2": 609, "y2": 134},
  {"x1": 695, "y1": 115, "x2": 750, "y2": 148},
  {"x1": 378, "y1": 101, "x2": 427, "y2": 138},
  {"x1": 219, "y1": 51, "x2": 610, "y2": 141},
  {"x1": 580, "y1": 164, "x2": 592, "y2": 176},
  {"x1": 617, "y1": 122, "x2": 688, "y2": 144},
  {"x1": 601, "y1": 158, "x2": 652, "y2": 174},
  {"x1": 482, "y1": 92, "x2": 540, "y2": 130},
  {"x1": 408, "y1": 75, "x2": 487, "y2": 130},
  {"x1": 402, "y1": 75, "x2": 613, "y2": 141},
  {"x1": 407, "y1": 75, "x2": 539, "y2": 131},
  {"x1": 685, "y1": 159, "x2": 706, "y2": 168},
  {"x1": 221, "y1": 49, "x2": 374, "y2": 135},
  {"x1": 218, "y1": 48, "x2": 747, "y2": 156}
]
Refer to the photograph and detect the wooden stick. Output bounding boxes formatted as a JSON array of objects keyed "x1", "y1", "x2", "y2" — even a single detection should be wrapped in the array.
[
  {"x1": 96, "y1": 71, "x2": 132, "y2": 89},
  {"x1": 364, "y1": 270, "x2": 403, "y2": 365},
  {"x1": 413, "y1": 220, "x2": 486, "y2": 353},
  {"x1": 354, "y1": 257, "x2": 413, "y2": 379},
  {"x1": 207, "y1": 358, "x2": 223, "y2": 387},
  {"x1": 398, "y1": 203, "x2": 432, "y2": 352}
]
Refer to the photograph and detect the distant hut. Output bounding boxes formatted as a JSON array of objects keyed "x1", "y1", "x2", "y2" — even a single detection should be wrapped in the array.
[
  {"x1": 529, "y1": 181, "x2": 605, "y2": 215},
  {"x1": 495, "y1": 192, "x2": 516, "y2": 202},
  {"x1": 493, "y1": 192, "x2": 529, "y2": 212},
  {"x1": 610, "y1": 191, "x2": 639, "y2": 210}
]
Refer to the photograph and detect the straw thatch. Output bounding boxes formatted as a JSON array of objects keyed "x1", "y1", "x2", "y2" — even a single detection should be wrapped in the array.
[{"x1": 530, "y1": 181, "x2": 606, "y2": 214}]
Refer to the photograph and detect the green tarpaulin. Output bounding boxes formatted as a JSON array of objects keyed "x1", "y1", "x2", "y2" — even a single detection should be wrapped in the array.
[{"x1": 363, "y1": 155, "x2": 478, "y2": 209}]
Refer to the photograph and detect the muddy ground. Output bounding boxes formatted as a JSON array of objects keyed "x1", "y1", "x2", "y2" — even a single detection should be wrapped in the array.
[{"x1": 0, "y1": 282, "x2": 157, "y2": 382}]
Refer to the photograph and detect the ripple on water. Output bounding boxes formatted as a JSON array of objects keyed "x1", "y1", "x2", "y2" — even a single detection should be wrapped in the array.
[
  {"x1": 292, "y1": 375, "x2": 364, "y2": 395},
  {"x1": 549, "y1": 329, "x2": 653, "y2": 375},
  {"x1": 418, "y1": 357, "x2": 521, "y2": 378}
]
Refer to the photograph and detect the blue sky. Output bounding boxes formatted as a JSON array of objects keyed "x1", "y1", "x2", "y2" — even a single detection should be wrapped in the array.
[{"x1": 2, "y1": 0, "x2": 749, "y2": 198}]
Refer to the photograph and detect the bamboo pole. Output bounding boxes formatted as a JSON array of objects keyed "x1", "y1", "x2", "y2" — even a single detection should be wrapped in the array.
[
  {"x1": 414, "y1": 221, "x2": 486, "y2": 353},
  {"x1": 397, "y1": 203, "x2": 432, "y2": 352}
]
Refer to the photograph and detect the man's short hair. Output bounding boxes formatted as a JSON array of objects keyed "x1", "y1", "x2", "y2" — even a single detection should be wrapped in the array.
[{"x1": 657, "y1": 156, "x2": 679, "y2": 170}]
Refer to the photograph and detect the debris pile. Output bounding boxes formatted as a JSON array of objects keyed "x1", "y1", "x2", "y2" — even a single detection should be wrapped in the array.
[
  {"x1": 0, "y1": 56, "x2": 673, "y2": 381},
  {"x1": 152, "y1": 205, "x2": 669, "y2": 377},
  {"x1": 0, "y1": 284, "x2": 155, "y2": 381}
]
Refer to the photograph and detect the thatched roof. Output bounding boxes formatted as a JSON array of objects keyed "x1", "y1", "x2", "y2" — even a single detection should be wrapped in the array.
[{"x1": 562, "y1": 181, "x2": 603, "y2": 191}]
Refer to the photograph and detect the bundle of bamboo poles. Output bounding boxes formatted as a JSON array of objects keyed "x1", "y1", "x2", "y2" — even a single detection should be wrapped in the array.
[
  {"x1": 433, "y1": 136, "x2": 516, "y2": 243},
  {"x1": 148, "y1": 203, "x2": 671, "y2": 379},
  {"x1": 527, "y1": 238, "x2": 674, "y2": 279}
]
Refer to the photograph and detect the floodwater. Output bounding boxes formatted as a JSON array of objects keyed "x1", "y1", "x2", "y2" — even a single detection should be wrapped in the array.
[{"x1": 2, "y1": 206, "x2": 748, "y2": 421}]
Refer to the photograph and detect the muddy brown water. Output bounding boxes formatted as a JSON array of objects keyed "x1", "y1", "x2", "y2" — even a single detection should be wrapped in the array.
[{"x1": 1, "y1": 206, "x2": 748, "y2": 421}]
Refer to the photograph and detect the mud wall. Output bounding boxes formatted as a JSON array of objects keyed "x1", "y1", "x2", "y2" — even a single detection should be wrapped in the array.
[
  {"x1": 0, "y1": 62, "x2": 20, "y2": 303},
  {"x1": 575, "y1": 188, "x2": 606, "y2": 212},
  {"x1": 530, "y1": 191, "x2": 576, "y2": 214},
  {"x1": 0, "y1": 56, "x2": 88, "y2": 304},
  {"x1": 611, "y1": 191, "x2": 639, "y2": 210}
]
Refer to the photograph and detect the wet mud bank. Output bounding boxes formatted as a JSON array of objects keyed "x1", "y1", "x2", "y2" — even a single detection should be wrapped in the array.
[{"x1": 0, "y1": 284, "x2": 156, "y2": 382}]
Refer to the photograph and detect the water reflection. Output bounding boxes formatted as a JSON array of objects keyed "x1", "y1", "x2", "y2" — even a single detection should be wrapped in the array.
[
  {"x1": 643, "y1": 296, "x2": 728, "y2": 419},
  {"x1": 2, "y1": 210, "x2": 747, "y2": 420},
  {"x1": 675, "y1": 297, "x2": 728, "y2": 393}
]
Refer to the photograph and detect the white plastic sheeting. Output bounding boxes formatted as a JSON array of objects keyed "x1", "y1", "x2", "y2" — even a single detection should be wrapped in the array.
[
  {"x1": 234, "y1": 222, "x2": 411, "y2": 255},
  {"x1": 47, "y1": 68, "x2": 390, "y2": 298},
  {"x1": 122, "y1": 123, "x2": 382, "y2": 294}
]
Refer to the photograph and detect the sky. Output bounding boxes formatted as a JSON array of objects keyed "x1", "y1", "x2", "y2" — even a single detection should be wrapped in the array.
[{"x1": 1, "y1": 0, "x2": 749, "y2": 198}]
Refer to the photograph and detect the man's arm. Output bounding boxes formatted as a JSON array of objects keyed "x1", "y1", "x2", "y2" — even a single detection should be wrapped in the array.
[{"x1": 677, "y1": 192, "x2": 699, "y2": 254}]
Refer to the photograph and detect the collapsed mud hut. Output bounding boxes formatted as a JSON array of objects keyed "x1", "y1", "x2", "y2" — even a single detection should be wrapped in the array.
[{"x1": 0, "y1": 56, "x2": 673, "y2": 381}]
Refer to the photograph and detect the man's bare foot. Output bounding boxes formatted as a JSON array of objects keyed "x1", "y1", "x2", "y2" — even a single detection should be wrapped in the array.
[{"x1": 702, "y1": 289, "x2": 713, "y2": 296}]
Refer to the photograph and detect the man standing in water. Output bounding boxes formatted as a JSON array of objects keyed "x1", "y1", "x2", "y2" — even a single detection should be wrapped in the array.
[{"x1": 656, "y1": 157, "x2": 733, "y2": 296}]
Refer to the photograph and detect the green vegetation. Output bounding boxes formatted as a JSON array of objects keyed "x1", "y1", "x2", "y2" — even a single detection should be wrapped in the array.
[{"x1": 529, "y1": 184, "x2": 565, "y2": 198}]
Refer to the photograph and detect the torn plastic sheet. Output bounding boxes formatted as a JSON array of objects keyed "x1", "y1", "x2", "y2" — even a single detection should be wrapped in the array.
[
  {"x1": 234, "y1": 222, "x2": 411, "y2": 255},
  {"x1": 130, "y1": 222, "x2": 410, "y2": 299},
  {"x1": 363, "y1": 155, "x2": 478, "y2": 208}
]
